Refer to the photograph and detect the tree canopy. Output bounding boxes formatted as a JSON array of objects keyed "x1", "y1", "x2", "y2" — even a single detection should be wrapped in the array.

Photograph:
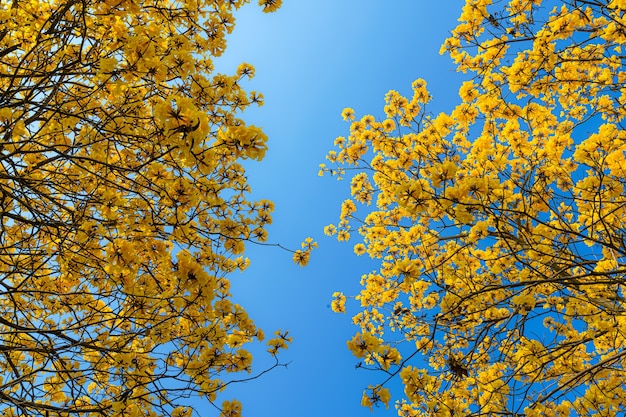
[
  {"x1": 0, "y1": 0, "x2": 296, "y2": 416},
  {"x1": 324, "y1": 0, "x2": 626, "y2": 416}
]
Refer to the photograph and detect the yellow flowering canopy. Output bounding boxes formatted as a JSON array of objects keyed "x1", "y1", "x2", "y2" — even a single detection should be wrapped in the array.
[
  {"x1": 0, "y1": 0, "x2": 287, "y2": 416},
  {"x1": 324, "y1": 0, "x2": 626, "y2": 416}
]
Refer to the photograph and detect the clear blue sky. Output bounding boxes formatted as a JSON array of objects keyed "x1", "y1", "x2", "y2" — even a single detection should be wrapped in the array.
[{"x1": 207, "y1": 2, "x2": 466, "y2": 416}]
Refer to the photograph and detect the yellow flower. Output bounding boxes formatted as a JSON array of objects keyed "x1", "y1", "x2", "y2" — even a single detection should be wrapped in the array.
[
  {"x1": 259, "y1": 0, "x2": 282, "y2": 13},
  {"x1": 361, "y1": 385, "x2": 391, "y2": 410},
  {"x1": 99, "y1": 57, "x2": 118, "y2": 73},
  {"x1": 381, "y1": 119, "x2": 396, "y2": 132},
  {"x1": 342, "y1": 107, "x2": 355, "y2": 121},
  {"x1": 347, "y1": 332, "x2": 381, "y2": 358},
  {"x1": 301, "y1": 237, "x2": 317, "y2": 250},
  {"x1": 362, "y1": 114, "x2": 375, "y2": 126},
  {"x1": 292, "y1": 250, "x2": 310, "y2": 267},
  {"x1": 458, "y1": 80, "x2": 478, "y2": 101},
  {"x1": 266, "y1": 330, "x2": 292, "y2": 355},
  {"x1": 318, "y1": 163, "x2": 326, "y2": 176},
  {"x1": 220, "y1": 400, "x2": 242, "y2": 417},
  {"x1": 236, "y1": 62, "x2": 255, "y2": 78},
  {"x1": 353, "y1": 243, "x2": 367, "y2": 256},
  {"x1": 331, "y1": 292, "x2": 346, "y2": 313}
]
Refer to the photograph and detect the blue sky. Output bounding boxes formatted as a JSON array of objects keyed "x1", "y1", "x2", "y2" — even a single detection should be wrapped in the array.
[{"x1": 208, "y1": 2, "x2": 467, "y2": 416}]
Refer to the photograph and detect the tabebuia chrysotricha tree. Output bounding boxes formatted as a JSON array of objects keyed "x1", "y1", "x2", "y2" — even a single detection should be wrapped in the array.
[
  {"x1": 0, "y1": 0, "x2": 315, "y2": 416},
  {"x1": 323, "y1": 1, "x2": 626, "y2": 416}
]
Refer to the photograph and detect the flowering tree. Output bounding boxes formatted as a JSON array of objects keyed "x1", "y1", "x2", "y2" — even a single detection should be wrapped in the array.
[
  {"x1": 0, "y1": 0, "x2": 309, "y2": 416},
  {"x1": 324, "y1": 1, "x2": 626, "y2": 416}
]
